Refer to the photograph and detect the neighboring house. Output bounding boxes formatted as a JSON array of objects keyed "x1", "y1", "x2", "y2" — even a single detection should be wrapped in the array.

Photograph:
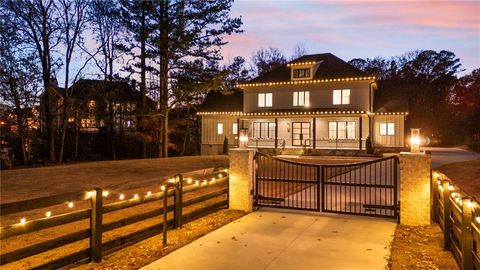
[
  {"x1": 198, "y1": 53, "x2": 408, "y2": 155},
  {"x1": 43, "y1": 79, "x2": 144, "y2": 134}
]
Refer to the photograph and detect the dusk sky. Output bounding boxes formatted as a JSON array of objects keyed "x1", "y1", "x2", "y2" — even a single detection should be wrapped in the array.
[{"x1": 221, "y1": 0, "x2": 480, "y2": 73}]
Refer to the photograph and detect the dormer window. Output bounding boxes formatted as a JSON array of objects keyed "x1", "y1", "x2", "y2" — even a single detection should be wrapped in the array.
[{"x1": 292, "y1": 68, "x2": 311, "y2": 79}]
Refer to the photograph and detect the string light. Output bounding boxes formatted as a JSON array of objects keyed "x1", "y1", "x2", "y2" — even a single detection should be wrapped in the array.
[
  {"x1": 146, "y1": 191, "x2": 152, "y2": 197},
  {"x1": 161, "y1": 185, "x2": 166, "y2": 191},
  {"x1": 169, "y1": 178, "x2": 175, "y2": 183},
  {"x1": 45, "y1": 211, "x2": 52, "y2": 218},
  {"x1": 20, "y1": 217, "x2": 26, "y2": 224},
  {"x1": 187, "y1": 178, "x2": 193, "y2": 184},
  {"x1": 211, "y1": 177, "x2": 216, "y2": 183},
  {"x1": 133, "y1": 194, "x2": 139, "y2": 199},
  {"x1": 448, "y1": 184, "x2": 454, "y2": 191},
  {"x1": 195, "y1": 180, "x2": 199, "y2": 185},
  {"x1": 217, "y1": 173, "x2": 223, "y2": 178},
  {"x1": 86, "y1": 191, "x2": 94, "y2": 198},
  {"x1": 102, "y1": 191, "x2": 109, "y2": 197},
  {"x1": 202, "y1": 180, "x2": 207, "y2": 185},
  {"x1": 476, "y1": 216, "x2": 480, "y2": 224},
  {"x1": 466, "y1": 200, "x2": 473, "y2": 208},
  {"x1": 119, "y1": 194, "x2": 125, "y2": 200},
  {"x1": 67, "y1": 202, "x2": 74, "y2": 208},
  {"x1": 236, "y1": 76, "x2": 376, "y2": 87}
]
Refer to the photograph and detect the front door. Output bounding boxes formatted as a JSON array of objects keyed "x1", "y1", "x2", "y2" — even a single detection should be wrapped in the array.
[{"x1": 292, "y1": 122, "x2": 310, "y2": 146}]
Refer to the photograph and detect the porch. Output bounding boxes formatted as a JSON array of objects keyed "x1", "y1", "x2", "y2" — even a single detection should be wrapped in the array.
[{"x1": 239, "y1": 114, "x2": 370, "y2": 151}]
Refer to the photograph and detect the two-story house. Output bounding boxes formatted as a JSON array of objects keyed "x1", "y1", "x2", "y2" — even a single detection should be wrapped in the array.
[{"x1": 198, "y1": 53, "x2": 408, "y2": 155}]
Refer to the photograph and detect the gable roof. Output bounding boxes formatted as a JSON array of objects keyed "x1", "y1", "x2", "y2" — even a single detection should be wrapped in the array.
[
  {"x1": 197, "y1": 90, "x2": 243, "y2": 112},
  {"x1": 247, "y1": 53, "x2": 367, "y2": 84}
]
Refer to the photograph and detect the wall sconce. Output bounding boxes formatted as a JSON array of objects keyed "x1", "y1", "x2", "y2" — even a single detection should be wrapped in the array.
[
  {"x1": 239, "y1": 128, "x2": 249, "y2": 149},
  {"x1": 410, "y1": 128, "x2": 421, "y2": 153}
]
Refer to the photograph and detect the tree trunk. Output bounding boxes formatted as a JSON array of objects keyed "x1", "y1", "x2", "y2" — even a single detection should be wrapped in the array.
[
  {"x1": 140, "y1": 0, "x2": 147, "y2": 158},
  {"x1": 159, "y1": 0, "x2": 169, "y2": 158}
]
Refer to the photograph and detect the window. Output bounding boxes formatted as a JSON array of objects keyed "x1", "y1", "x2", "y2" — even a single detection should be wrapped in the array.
[
  {"x1": 258, "y1": 93, "x2": 272, "y2": 107},
  {"x1": 252, "y1": 122, "x2": 275, "y2": 139},
  {"x1": 293, "y1": 91, "x2": 310, "y2": 106},
  {"x1": 292, "y1": 68, "x2": 311, "y2": 79},
  {"x1": 232, "y1": 122, "x2": 238, "y2": 135},
  {"x1": 328, "y1": 121, "x2": 356, "y2": 139},
  {"x1": 333, "y1": 89, "x2": 350, "y2": 105},
  {"x1": 292, "y1": 122, "x2": 310, "y2": 146},
  {"x1": 379, "y1": 122, "x2": 395, "y2": 136},
  {"x1": 217, "y1": 123, "x2": 223, "y2": 135}
]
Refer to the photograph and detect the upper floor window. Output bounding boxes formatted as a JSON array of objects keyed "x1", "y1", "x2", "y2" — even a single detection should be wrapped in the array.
[
  {"x1": 232, "y1": 122, "x2": 238, "y2": 135},
  {"x1": 293, "y1": 91, "x2": 310, "y2": 107},
  {"x1": 258, "y1": 93, "x2": 272, "y2": 107},
  {"x1": 379, "y1": 122, "x2": 395, "y2": 136},
  {"x1": 217, "y1": 123, "x2": 223, "y2": 135},
  {"x1": 333, "y1": 89, "x2": 350, "y2": 105},
  {"x1": 87, "y1": 100, "x2": 96, "y2": 114},
  {"x1": 292, "y1": 68, "x2": 311, "y2": 79}
]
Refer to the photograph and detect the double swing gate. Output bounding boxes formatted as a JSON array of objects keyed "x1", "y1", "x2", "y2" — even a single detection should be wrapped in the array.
[{"x1": 254, "y1": 152, "x2": 400, "y2": 219}]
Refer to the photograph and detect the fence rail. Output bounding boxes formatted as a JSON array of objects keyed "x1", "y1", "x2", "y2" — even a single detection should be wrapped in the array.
[
  {"x1": 432, "y1": 170, "x2": 480, "y2": 270},
  {"x1": 0, "y1": 168, "x2": 229, "y2": 269}
]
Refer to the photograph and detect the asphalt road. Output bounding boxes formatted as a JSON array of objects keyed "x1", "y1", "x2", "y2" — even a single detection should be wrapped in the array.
[{"x1": 424, "y1": 147, "x2": 480, "y2": 168}]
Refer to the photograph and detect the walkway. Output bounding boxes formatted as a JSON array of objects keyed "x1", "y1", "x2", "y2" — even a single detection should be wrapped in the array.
[{"x1": 142, "y1": 209, "x2": 396, "y2": 270}]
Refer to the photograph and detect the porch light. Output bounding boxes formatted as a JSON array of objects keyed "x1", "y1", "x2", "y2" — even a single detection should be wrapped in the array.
[
  {"x1": 410, "y1": 128, "x2": 421, "y2": 153},
  {"x1": 239, "y1": 128, "x2": 249, "y2": 149}
]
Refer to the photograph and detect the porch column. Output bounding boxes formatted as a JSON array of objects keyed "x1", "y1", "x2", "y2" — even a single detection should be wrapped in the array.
[
  {"x1": 312, "y1": 117, "x2": 316, "y2": 149},
  {"x1": 359, "y1": 116, "x2": 363, "y2": 150},
  {"x1": 274, "y1": 118, "x2": 278, "y2": 149}
]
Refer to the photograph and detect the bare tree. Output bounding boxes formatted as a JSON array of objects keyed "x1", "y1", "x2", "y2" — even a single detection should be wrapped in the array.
[
  {"x1": 251, "y1": 47, "x2": 287, "y2": 76},
  {"x1": 57, "y1": 0, "x2": 91, "y2": 162},
  {"x1": 291, "y1": 42, "x2": 308, "y2": 60},
  {"x1": 0, "y1": 21, "x2": 41, "y2": 164},
  {"x1": 1, "y1": 0, "x2": 62, "y2": 162}
]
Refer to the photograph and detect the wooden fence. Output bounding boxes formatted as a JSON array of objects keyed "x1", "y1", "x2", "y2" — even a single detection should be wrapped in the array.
[
  {"x1": 0, "y1": 167, "x2": 229, "y2": 269},
  {"x1": 432, "y1": 170, "x2": 480, "y2": 270}
]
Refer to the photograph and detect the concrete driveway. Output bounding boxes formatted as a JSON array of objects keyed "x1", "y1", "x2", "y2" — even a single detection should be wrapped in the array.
[
  {"x1": 425, "y1": 147, "x2": 480, "y2": 168},
  {"x1": 142, "y1": 208, "x2": 396, "y2": 270}
]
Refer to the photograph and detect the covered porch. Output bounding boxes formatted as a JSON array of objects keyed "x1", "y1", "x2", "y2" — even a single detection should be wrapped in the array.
[{"x1": 238, "y1": 112, "x2": 370, "y2": 151}]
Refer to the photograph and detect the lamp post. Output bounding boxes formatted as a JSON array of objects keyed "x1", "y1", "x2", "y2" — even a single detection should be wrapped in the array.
[
  {"x1": 410, "y1": 128, "x2": 421, "y2": 153},
  {"x1": 239, "y1": 128, "x2": 249, "y2": 149}
]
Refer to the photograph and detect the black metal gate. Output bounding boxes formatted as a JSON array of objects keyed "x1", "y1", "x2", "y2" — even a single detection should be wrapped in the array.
[
  {"x1": 254, "y1": 152, "x2": 320, "y2": 211},
  {"x1": 254, "y1": 153, "x2": 399, "y2": 218}
]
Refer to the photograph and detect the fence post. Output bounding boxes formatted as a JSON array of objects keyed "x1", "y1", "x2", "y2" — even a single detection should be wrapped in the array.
[
  {"x1": 163, "y1": 186, "x2": 169, "y2": 246},
  {"x1": 461, "y1": 197, "x2": 473, "y2": 270},
  {"x1": 174, "y1": 174, "x2": 183, "y2": 228},
  {"x1": 90, "y1": 188, "x2": 103, "y2": 263},
  {"x1": 442, "y1": 181, "x2": 452, "y2": 250}
]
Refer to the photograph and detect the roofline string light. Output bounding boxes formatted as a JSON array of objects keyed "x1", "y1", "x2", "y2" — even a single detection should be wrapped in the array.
[
  {"x1": 197, "y1": 111, "x2": 408, "y2": 116},
  {"x1": 286, "y1": 61, "x2": 317, "y2": 67},
  {"x1": 237, "y1": 76, "x2": 376, "y2": 87}
]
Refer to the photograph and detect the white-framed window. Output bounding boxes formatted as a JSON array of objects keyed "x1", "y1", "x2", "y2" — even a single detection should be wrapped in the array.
[
  {"x1": 252, "y1": 122, "x2": 276, "y2": 139},
  {"x1": 292, "y1": 68, "x2": 311, "y2": 79},
  {"x1": 293, "y1": 91, "x2": 310, "y2": 106},
  {"x1": 232, "y1": 122, "x2": 238, "y2": 135},
  {"x1": 258, "y1": 93, "x2": 272, "y2": 107},
  {"x1": 333, "y1": 89, "x2": 350, "y2": 105},
  {"x1": 379, "y1": 122, "x2": 395, "y2": 136},
  {"x1": 328, "y1": 121, "x2": 356, "y2": 139},
  {"x1": 217, "y1": 123, "x2": 223, "y2": 135}
]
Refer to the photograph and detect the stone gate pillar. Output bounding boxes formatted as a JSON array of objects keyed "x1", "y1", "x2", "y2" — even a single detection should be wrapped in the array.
[
  {"x1": 399, "y1": 152, "x2": 432, "y2": 226},
  {"x1": 229, "y1": 149, "x2": 256, "y2": 212}
]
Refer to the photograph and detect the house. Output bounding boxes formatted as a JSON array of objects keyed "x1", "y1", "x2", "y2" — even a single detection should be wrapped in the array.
[{"x1": 198, "y1": 53, "x2": 408, "y2": 155}]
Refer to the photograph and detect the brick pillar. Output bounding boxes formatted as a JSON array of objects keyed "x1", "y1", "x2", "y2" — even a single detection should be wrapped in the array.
[
  {"x1": 229, "y1": 149, "x2": 256, "y2": 212},
  {"x1": 399, "y1": 153, "x2": 432, "y2": 225}
]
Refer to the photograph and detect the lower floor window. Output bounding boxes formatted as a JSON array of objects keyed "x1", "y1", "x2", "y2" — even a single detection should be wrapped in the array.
[
  {"x1": 292, "y1": 122, "x2": 311, "y2": 146},
  {"x1": 232, "y1": 122, "x2": 238, "y2": 135},
  {"x1": 379, "y1": 122, "x2": 395, "y2": 136},
  {"x1": 328, "y1": 121, "x2": 356, "y2": 139},
  {"x1": 253, "y1": 122, "x2": 275, "y2": 139},
  {"x1": 217, "y1": 123, "x2": 223, "y2": 135}
]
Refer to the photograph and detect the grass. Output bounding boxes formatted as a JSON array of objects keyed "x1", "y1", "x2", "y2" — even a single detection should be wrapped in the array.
[
  {"x1": 437, "y1": 158, "x2": 480, "y2": 201},
  {"x1": 1, "y1": 155, "x2": 229, "y2": 204}
]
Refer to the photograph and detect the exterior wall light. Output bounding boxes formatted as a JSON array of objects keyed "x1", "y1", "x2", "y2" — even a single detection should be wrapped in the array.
[
  {"x1": 239, "y1": 128, "x2": 249, "y2": 149},
  {"x1": 410, "y1": 128, "x2": 421, "y2": 153}
]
